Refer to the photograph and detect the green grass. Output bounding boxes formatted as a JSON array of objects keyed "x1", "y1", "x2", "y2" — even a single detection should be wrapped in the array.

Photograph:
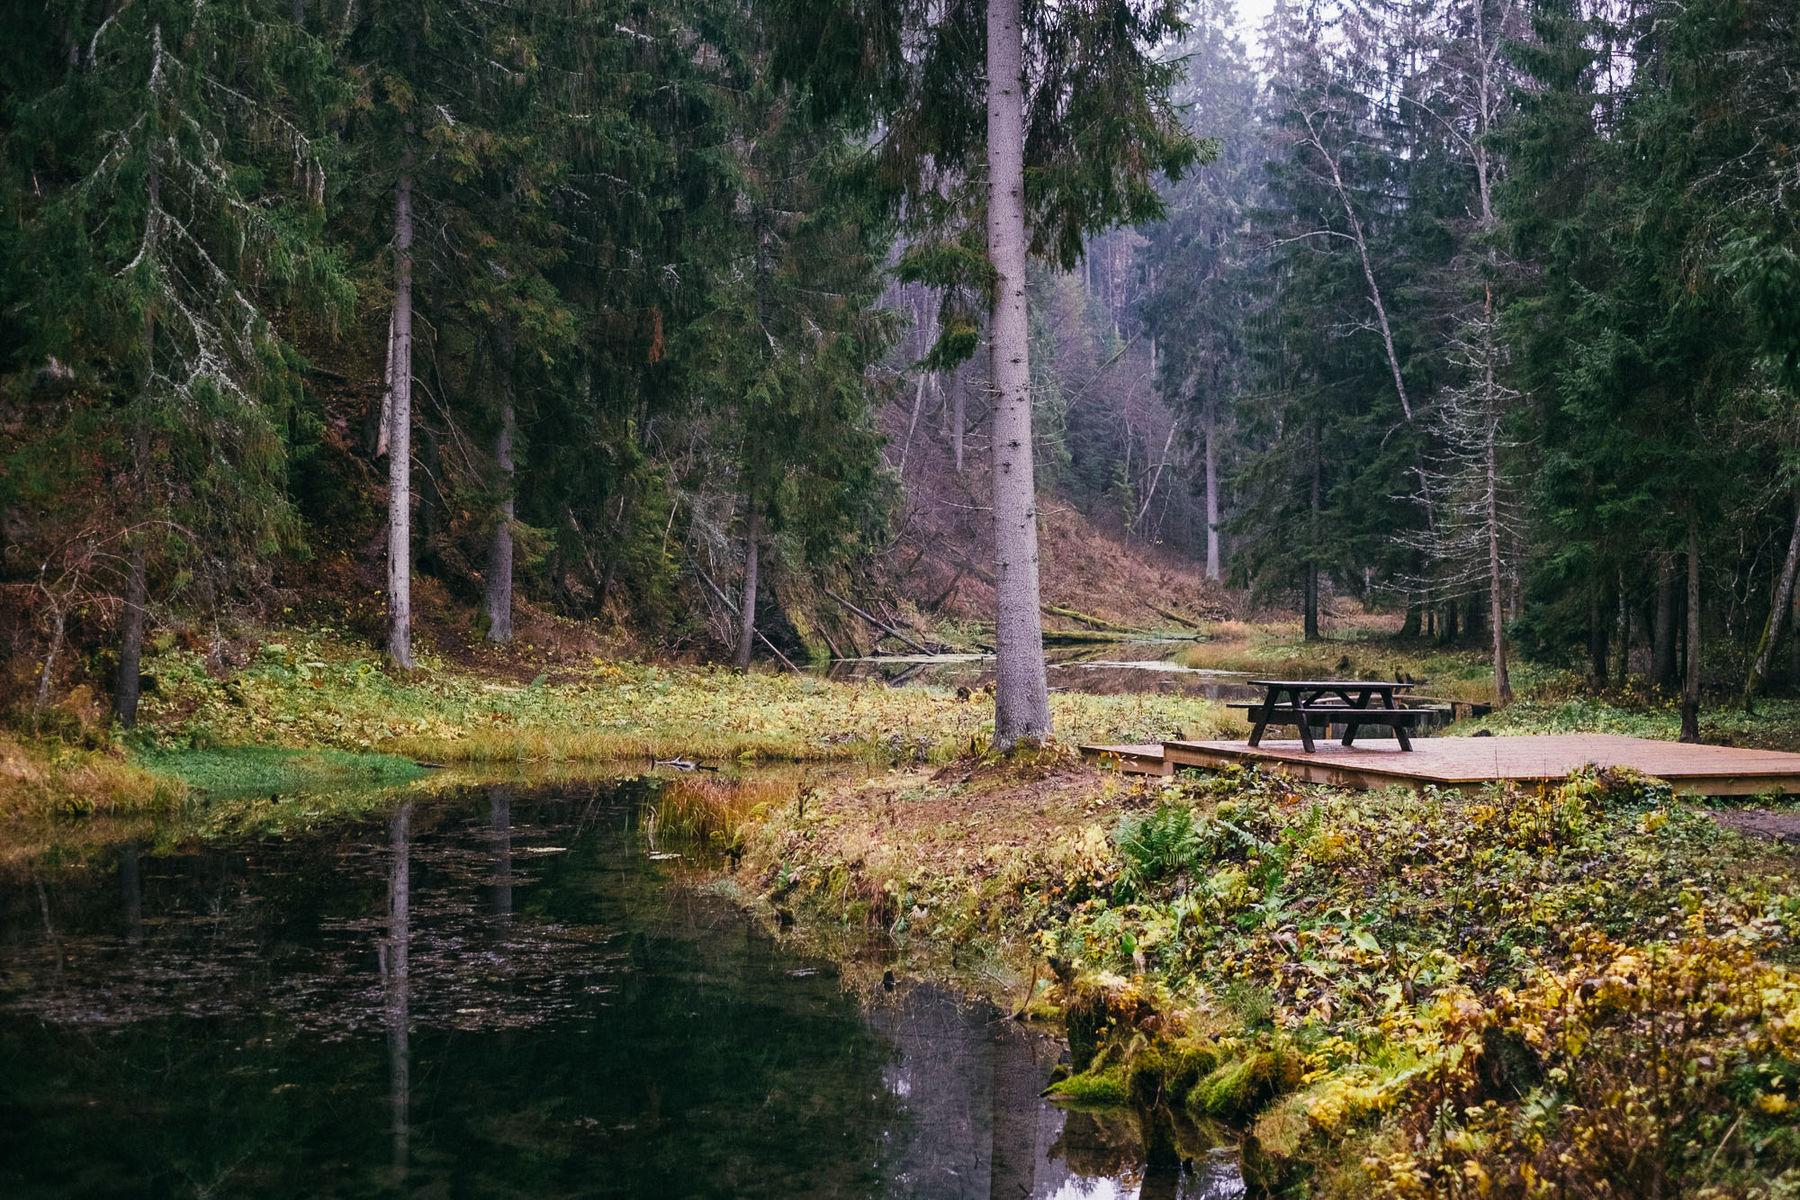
[
  {"x1": 1457, "y1": 694, "x2": 1800, "y2": 751},
  {"x1": 137, "y1": 746, "x2": 425, "y2": 796},
  {"x1": 124, "y1": 628, "x2": 1243, "y2": 765},
  {"x1": 1176, "y1": 624, "x2": 1557, "y2": 702}
]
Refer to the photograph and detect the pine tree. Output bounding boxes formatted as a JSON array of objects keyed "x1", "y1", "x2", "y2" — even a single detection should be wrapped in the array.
[
  {"x1": 4, "y1": 0, "x2": 337, "y2": 723},
  {"x1": 771, "y1": 0, "x2": 1198, "y2": 745}
]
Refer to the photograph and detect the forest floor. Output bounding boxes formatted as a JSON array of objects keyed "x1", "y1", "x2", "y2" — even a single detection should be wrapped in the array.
[{"x1": 722, "y1": 749, "x2": 1800, "y2": 1196}]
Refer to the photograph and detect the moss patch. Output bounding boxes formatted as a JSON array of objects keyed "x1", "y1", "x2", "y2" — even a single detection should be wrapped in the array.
[{"x1": 138, "y1": 746, "x2": 425, "y2": 796}]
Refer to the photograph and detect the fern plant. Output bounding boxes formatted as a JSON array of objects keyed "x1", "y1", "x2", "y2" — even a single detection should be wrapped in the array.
[{"x1": 1114, "y1": 803, "x2": 1208, "y2": 900}]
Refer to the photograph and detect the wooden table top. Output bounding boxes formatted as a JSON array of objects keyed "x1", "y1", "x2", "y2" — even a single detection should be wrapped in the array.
[{"x1": 1247, "y1": 679, "x2": 1416, "y2": 690}]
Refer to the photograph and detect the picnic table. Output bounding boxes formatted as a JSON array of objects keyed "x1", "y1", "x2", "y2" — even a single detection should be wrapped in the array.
[{"x1": 1245, "y1": 678, "x2": 1424, "y2": 753}]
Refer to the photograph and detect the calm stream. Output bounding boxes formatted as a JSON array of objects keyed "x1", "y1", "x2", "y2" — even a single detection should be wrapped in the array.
[{"x1": 1, "y1": 777, "x2": 1245, "y2": 1198}]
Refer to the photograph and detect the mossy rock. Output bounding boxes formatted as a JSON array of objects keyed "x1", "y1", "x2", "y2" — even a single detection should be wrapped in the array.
[
  {"x1": 1189, "y1": 1047, "x2": 1304, "y2": 1123},
  {"x1": 1126, "y1": 1037, "x2": 1221, "y2": 1110},
  {"x1": 1046, "y1": 1066, "x2": 1129, "y2": 1107},
  {"x1": 1063, "y1": 973, "x2": 1154, "y2": 1071}
]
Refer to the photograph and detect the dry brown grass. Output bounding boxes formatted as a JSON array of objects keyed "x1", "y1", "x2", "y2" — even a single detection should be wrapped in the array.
[{"x1": 0, "y1": 733, "x2": 186, "y2": 820}]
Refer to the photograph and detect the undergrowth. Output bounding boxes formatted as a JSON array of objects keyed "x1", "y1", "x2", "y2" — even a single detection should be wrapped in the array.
[
  {"x1": 115, "y1": 627, "x2": 1239, "y2": 765},
  {"x1": 137, "y1": 746, "x2": 425, "y2": 796},
  {"x1": 734, "y1": 758, "x2": 1800, "y2": 1195}
]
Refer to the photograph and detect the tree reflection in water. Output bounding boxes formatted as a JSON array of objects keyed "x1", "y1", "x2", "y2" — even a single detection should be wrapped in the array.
[{"x1": 0, "y1": 778, "x2": 1243, "y2": 1198}]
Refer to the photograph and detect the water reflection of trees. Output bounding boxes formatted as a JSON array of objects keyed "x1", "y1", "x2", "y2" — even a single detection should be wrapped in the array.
[{"x1": 0, "y1": 783, "x2": 899, "y2": 1197}]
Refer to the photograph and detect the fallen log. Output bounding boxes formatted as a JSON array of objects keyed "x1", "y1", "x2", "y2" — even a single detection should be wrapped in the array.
[
  {"x1": 1150, "y1": 605, "x2": 1205, "y2": 631},
  {"x1": 823, "y1": 589, "x2": 933, "y2": 655},
  {"x1": 1040, "y1": 604, "x2": 1139, "y2": 635}
]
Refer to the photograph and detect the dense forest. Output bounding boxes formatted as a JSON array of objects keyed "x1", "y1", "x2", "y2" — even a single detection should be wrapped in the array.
[{"x1": 3, "y1": 0, "x2": 1798, "y2": 738}]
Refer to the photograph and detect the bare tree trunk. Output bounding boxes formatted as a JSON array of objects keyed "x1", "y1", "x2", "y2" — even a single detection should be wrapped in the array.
[
  {"x1": 952, "y1": 373, "x2": 966, "y2": 474},
  {"x1": 117, "y1": 108, "x2": 160, "y2": 729},
  {"x1": 35, "y1": 605, "x2": 66, "y2": 716},
  {"x1": 1304, "y1": 420, "x2": 1321, "y2": 641},
  {"x1": 735, "y1": 502, "x2": 761, "y2": 672},
  {"x1": 897, "y1": 371, "x2": 928, "y2": 476},
  {"x1": 387, "y1": 153, "x2": 416, "y2": 669},
  {"x1": 484, "y1": 396, "x2": 515, "y2": 643},
  {"x1": 1301, "y1": 112, "x2": 1412, "y2": 422},
  {"x1": 1484, "y1": 318, "x2": 1511, "y2": 701},
  {"x1": 1681, "y1": 517, "x2": 1701, "y2": 742},
  {"x1": 1653, "y1": 556, "x2": 1677, "y2": 689},
  {"x1": 1587, "y1": 583, "x2": 1609, "y2": 686},
  {"x1": 115, "y1": 544, "x2": 148, "y2": 727},
  {"x1": 1745, "y1": 498, "x2": 1800, "y2": 710},
  {"x1": 1204, "y1": 389, "x2": 1221, "y2": 581},
  {"x1": 986, "y1": 0, "x2": 1050, "y2": 748}
]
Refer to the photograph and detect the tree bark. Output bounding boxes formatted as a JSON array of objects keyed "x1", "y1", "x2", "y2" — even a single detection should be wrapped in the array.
[
  {"x1": 735, "y1": 502, "x2": 761, "y2": 672},
  {"x1": 117, "y1": 99, "x2": 160, "y2": 729},
  {"x1": 484, "y1": 395, "x2": 515, "y2": 643},
  {"x1": 1681, "y1": 516, "x2": 1701, "y2": 742},
  {"x1": 898, "y1": 371, "x2": 928, "y2": 477},
  {"x1": 952, "y1": 371, "x2": 966, "y2": 474},
  {"x1": 387, "y1": 152, "x2": 416, "y2": 669},
  {"x1": 1204, "y1": 388, "x2": 1221, "y2": 581},
  {"x1": 986, "y1": 0, "x2": 1050, "y2": 748},
  {"x1": 1304, "y1": 419, "x2": 1320, "y2": 641},
  {"x1": 1587, "y1": 580, "x2": 1609, "y2": 687},
  {"x1": 1653, "y1": 556, "x2": 1677, "y2": 689},
  {"x1": 115, "y1": 543, "x2": 148, "y2": 728},
  {"x1": 1745, "y1": 497, "x2": 1800, "y2": 710}
]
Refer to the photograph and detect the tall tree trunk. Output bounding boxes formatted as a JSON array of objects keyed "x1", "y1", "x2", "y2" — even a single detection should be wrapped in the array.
[
  {"x1": 1653, "y1": 556, "x2": 1677, "y2": 689},
  {"x1": 897, "y1": 371, "x2": 928, "y2": 476},
  {"x1": 1204, "y1": 388, "x2": 1221, "y2": 581},
  {"x1": 484, "y1": 396, "x2": 515, "y2": 643},
  {"x1": 117, "y1": 112, "x2": 160, "y2": 729},
  {"x1": 1587, "y1": 580, "x2": 1609, "y2": 687},
  {"x1": 35, "y1": 604, "x2": 67, "y2": 717},
  {"x1": 1681, "y1": 517, "x2": 1702, "y2": 742},
  {"x1": 1745, "y1": 498, "x2": 1800, "y2": 710},
  {"x1": 115, "y1": 544, "x2": 148, "y2": 727},
  {"x1": 387, "y1": 153, "x2": 416, "y2": 669},
  {"x1": 735, "y1": 502, "x2": 761, "y2": 672},
  {"x1": 952, "y1": 374, "x2": 966, "y2": 474},
  {"x1": 1480, "y1": 287, "x2": 1512, "y2": 701},
  {"x1": 986, "y1": 0, "x2": 1050, "y2": 747},
  {"x1": 1304, "y1": 420, "x2": 1320, "y2": 641}
]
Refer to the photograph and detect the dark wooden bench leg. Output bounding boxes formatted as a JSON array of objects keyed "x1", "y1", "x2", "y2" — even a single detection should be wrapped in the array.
[
  {"x1": 1248, "y1": 692, "x2": 1275, "y2": 747},
  {"x1": 1341, "y1": 718, "x2": 1357, "y2": 747},
  {"x1": 1296, "y1": 711, "x2": 1315, "y2": 753},
  {"x1": 1394, "y1": 723, "x2": 1413, "y2": 751}
]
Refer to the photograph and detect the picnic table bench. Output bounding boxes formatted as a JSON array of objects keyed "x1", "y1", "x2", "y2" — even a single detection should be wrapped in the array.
[{"x1": 1242, "y1": 679, "x2": 1428, "y2": 752}]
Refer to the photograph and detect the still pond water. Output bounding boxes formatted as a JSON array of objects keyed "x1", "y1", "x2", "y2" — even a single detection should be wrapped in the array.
[
  {"x1": 1, "y1": 778, "x2": 1245, "y2": 1198},
  {"x1": 819, "y1": 642, "x2": 1262, "y2": 702}
]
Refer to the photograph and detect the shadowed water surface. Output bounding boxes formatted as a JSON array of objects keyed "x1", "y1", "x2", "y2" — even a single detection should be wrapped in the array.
[{"x1": 0, "y1": 778, "x2": 1243, "y2": 1198}]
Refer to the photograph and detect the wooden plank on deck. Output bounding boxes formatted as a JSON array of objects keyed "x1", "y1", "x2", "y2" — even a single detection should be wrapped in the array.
[
  {"x1": 1079, "y1": 744, "x2": 1173, "y2": 776},
  {"x1": 1160, "y1": 735, "x2": 1800, "y2": 796}
]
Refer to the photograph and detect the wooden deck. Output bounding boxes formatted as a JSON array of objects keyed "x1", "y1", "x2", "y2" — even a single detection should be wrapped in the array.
[{"x1": 1080, "y1": 734, "x2": 1800, "y2": 796}]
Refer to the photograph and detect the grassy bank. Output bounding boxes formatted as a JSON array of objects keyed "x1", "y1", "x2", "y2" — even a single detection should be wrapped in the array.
[
  {"x1": 1177, "y1": 620, "x2": 1558, "y2": 703},
  {"x1": 114, "y1": 628, "x2": 1241, "y2": 765},
  {"x1": 727, "y1": 752, "x2": 1800, "y2": 1196}
]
